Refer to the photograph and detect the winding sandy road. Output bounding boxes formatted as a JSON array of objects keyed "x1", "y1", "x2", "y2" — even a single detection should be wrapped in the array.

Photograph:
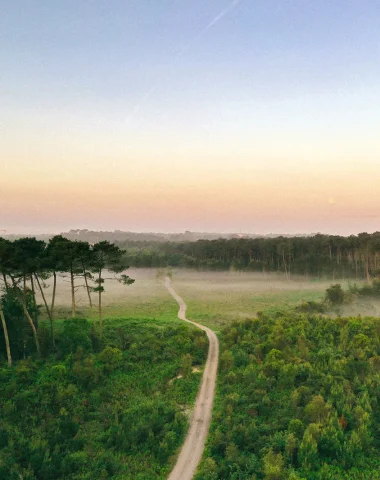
[{"x1": 165, "y1": 277, "x2": 219, "y2": 480}]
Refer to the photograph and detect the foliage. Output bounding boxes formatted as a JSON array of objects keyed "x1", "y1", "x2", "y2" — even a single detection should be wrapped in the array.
[
  {"x1": 0, "y1": 287, "x2": 40, "y2": 359},
  {"x1": 349, "y1": 279, "x2": 380, "y2": 297},
  {"x1": 0, "y1": 236, "x2": 134, "y2": 359},
  {"x1": 118, "y1": 231, "x2": 380, "y2": 279},
  {"x1": 0, "y1": 317, "x2": 207, "y2": 479},
  {"x1": 196, "y1": 313, "x2": 380, "y2": 479},
  {"x1": 325, "y1": 284, "x2": 345, "y2": 305},
  {"x1": 295, "y1": 301, "x2": 326, "y2": 314}
]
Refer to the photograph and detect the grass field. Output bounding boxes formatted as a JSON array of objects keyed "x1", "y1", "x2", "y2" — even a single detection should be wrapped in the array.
[
  {"x1": 35, "y1": 268, "x2": 360, "y2": 330},
  {"x1": 40, "y1": 268, "x2": 178, "y2": 324},
  {"x1": 170, "y1": 270, "x2": 343, "y2": 329}
]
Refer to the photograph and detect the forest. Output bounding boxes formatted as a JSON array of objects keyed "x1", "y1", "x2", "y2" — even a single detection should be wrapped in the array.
[
  {"x1": 0, "y1": 236, "x2": 135, "y2": 365},
  {"x1": 118, "y1": 232, "x2": 380, "y2": 279},
  {"x1": 0, "y1": 236, "x2": 208, "y2": 479},
  {"x1": 1, "y1": 235, "x2": 380, "y2": 479},
  {"x1": 0, "y1": 317, "x2": 207, "y2": 479},
  {"x1": 196, "y1": 313, "x2": 380, "y2": 480}
]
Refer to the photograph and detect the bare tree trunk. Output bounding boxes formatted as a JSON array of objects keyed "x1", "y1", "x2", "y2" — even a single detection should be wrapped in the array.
[
  {"x1": 355, "y1": 251, "x2": 358, "y2": 279},
  {"x1": 282, "y1": 251, "x2": 288, "y2": 279},
  {"x1": 2, "y1": 273, "x2": 8, "y2": 291},
  {"x1": 31, "y1": 275, "x2": 35, "y2": 300},
  {"x1": 0, "y1": 306, "x2": 12, "y2": 367},
  {"x1": 70, "y1": 267, "x2": 76, "y2": 318},
  {"x1": 22, "y1": 302, "x2": 41, "y2": 356},
  {"x1": 10, "y1": 276, "x2": 40, "y2": 356},
  {"x1": 365, "y1": 255, "x2": 371, "y2": 283},
  {"x1": 84, "y1": 272, "x2": 93, "y2": 309},
  {"x1": 34, "y1": 274, "x2": 51, "y2": 320},
  {"x1": 98, "y1": 269, "x2": 102, "y2": 337},
  {"x1": 375, "y1": 252, "x2": 378, "y2": 272},
  {"x1": 34, "y1": 273, "x2": 55, "y2": 347},
  {"x1": 51, "y1": 271, "x2": 57, "y2": 320}
]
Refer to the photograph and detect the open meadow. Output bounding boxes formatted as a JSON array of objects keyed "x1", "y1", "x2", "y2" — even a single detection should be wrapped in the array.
[
  {"x1": 167, "y1": 270, "x2": 364, "y2": 329},
  {"x1": 36, "y1": 268, "x2": 348, "y2": 329},
  {"x1": 39, "y1": 268, "x2": 178, "y2": 325}
]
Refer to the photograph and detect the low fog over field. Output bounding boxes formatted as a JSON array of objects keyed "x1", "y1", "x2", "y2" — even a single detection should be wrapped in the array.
[
  {"x1": 34, "y1": 268, "x2": 176, "y2": 321},
  {"x1": 172, "y1": 270, "x2": 334, "y2": 328},
  {"x1": 33, "y1": 268, "x2": 375, "y2": 327},
  {"x1": 42, "y1": 268, "x2": 161, "y2": 308}
]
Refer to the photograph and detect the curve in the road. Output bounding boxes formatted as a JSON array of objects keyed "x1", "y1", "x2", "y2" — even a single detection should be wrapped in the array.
[{"x1": 165, "y1": 277, "x2": 219, "y2": 480}]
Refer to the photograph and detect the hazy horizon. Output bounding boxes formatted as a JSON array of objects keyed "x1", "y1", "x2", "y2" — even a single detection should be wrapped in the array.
[
  {"x1": 2, "y1": 226, "x2": 379, "y2": 237},
  {"x1": 2, "y1": 1, "x2": 380, "y2": 235}
]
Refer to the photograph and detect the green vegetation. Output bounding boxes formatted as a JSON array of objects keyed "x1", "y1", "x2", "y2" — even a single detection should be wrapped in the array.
[
  {"x1": 0, "y1": 237, "x2": 211, "y2": 478},
  {"x1": 0, "y1": 316, "x2": 208, "y2": 479},
  {"x1": 295, "y1": 279, "x2": 380, "y2": 315},
  {"x1": 119, "y1": 232, "x2": 380, "y2": 279},
  {"x1": 2, "y1": 233, "x2": 380, "y2": 479},
  {"x1": 171, "y1": 270, "x2": 332, "y2": 330},
  {"x1": 0, "y1": 236, "x2": 134, "y2": 365},
  {"x1": 196, "y1": 312, "x2": 380, "y2": 479}
]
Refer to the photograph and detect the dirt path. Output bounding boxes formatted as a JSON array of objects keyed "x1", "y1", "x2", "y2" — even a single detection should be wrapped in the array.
[{"x1": 165, "y1": 277, "x2": 219, "y2": 480}]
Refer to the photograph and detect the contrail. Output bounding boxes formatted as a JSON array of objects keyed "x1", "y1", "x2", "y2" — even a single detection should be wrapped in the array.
[
  {"x1": 205, "y1": 0, "x2": 242, "y2": 30},
  {"x1": 177, "y1": 0, "x2": 243, "y2": 56},
  {"x1": 126, "y1": 0, "x2": 244, "y2": 123}
]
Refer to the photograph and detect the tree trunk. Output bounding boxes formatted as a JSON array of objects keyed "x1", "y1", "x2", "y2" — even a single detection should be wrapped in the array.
[
  {"x1": 23, "y1": 275, "x2": 38, "y2": 328},
  {"x1": 2, "y1": 273, "x2": 8, "y2": 291},
  {"x1": 51, "y1": 271, "x2": 57, "y2": 320},
  {"x1": 365, "y1": 255, "x2": 371, "y2": 283},
  {"x1": 0, "y1": 306, "x2": 12, "y2": 367},
  {"x1": 10, "y1": 276, "x2": 41, "y2": 356},
  {"x1": 22, "y1": 302, "x2": 41, "y2": 356},
  {"x1": 98, "y1": 269, "x2": 102, "y2": 337},
  {"x1": 70, "y1": 267, "x2": 76, "y2": 318},
  {"x1": 31, "y1": 275, "x2": 36, "y2": 301},
  {"x1": 34, "y1": 273, "x2": 55, "y2": 347},
  {"x1": 355, "y1": 251, "x2": 358, "y2": 279},
  {"x1": 84, "y1": 271, "x2": 93, "y2": 309},
  {"x1": 34, "y1": 274, "x2": 51, "y2": 320},
  {"x1": 282, "y1": 251, "x2": 288, "y2": 278}
]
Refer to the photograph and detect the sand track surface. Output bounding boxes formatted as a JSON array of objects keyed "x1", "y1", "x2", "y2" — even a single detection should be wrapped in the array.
[{"x1": 165, "y1": 277, "x2": 219, "y2": 480}]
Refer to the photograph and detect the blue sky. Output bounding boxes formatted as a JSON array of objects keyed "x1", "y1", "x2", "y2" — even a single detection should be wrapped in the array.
[{"x1": 1, "y1": 1, "x2": 380, "y2": 233}]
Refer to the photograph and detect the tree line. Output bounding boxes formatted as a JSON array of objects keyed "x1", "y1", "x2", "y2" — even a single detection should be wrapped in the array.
[
  {"x1": 118, "y1": 232, "x2": 380, "y2": 279},
  {"x1": 0, "y1": 236, "x2": 134, "y2": 366}
]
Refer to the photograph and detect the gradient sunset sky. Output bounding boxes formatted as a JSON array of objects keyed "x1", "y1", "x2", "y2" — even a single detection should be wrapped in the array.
[{"x1": 2, "y1": 1, "x2": 380, "y2": 235}]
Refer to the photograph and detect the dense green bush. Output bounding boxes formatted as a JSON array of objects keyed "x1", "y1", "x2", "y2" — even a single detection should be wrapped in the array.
[
  {"x1": 0, "y1": 287, "x2": 39, "y2": 359},
  {"x1": 0, "y1": 319, "x2": 207, "y2": 479},
  {"x1": 197, "y1": 314, "x2": 380, "y2": 479},
  {"x1": 325, "y1": 284, "x2": 345, "y2": 305}
]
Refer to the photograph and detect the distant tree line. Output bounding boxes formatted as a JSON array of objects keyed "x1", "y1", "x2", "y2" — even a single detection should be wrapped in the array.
[
  {"x1": 0, "y1": 236, "x2": 134, "y2": 365},
  {"x1": 118, "y1": 232, "x2": 380, "y2": 280}
]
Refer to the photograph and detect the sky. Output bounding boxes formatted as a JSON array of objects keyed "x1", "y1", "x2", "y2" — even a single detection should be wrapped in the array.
[{"x1": 1, "y1": 0, "x2": 380, "y2": 235}]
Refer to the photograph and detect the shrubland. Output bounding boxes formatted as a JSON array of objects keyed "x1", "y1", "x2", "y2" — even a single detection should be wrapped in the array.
[
  {"x1": 0, "y1": 316, "x2": 208, "y2": 479},
  {"x1": 196, "y1": 312, "x2": 380, "y2": 479}
]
